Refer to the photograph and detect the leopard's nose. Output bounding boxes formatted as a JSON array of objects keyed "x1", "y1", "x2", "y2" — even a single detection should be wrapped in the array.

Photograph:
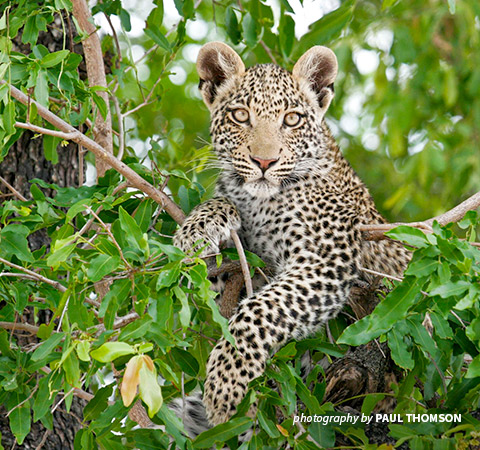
[{"x1": 250, "y1": 156, "x2": 279, "y2": 173}]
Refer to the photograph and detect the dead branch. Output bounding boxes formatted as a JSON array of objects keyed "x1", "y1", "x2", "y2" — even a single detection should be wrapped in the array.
[{"x1": 71, "y1": 0, "x2": 113, "y2": 179}]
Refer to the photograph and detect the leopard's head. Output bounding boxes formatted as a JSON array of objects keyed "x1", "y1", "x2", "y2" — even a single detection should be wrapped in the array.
[{"x1": 197, "y1": 42, "x2": 338, "y2": 198}]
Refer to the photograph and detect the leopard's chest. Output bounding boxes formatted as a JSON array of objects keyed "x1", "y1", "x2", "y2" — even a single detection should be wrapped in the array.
[{"x1": 232, "y1": 188, "x2": 322, "y2": 270}]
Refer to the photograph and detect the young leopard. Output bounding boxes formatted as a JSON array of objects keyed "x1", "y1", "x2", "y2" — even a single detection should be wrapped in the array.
[{"x1": 173, "y1": 42, "x2": 410, "y2": 427}]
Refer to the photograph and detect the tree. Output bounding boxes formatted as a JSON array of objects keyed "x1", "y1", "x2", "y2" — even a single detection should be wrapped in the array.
[{"x1": 0, "y1": 0, "x2": 480, "y2": 449}]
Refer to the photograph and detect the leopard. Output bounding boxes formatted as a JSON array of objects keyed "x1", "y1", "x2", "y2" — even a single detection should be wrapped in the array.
[{"x1": 172, "y1": 41, "x2": 410, "y2": 429}]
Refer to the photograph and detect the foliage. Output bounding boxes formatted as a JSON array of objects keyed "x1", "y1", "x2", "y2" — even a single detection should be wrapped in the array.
[{"x1": 0, "y1": 0, "x2": 480, "y2": 449}]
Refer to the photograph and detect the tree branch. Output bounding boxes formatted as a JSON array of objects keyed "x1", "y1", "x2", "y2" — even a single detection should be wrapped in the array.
[
  {"x1": 0, "y1": 256, "x2": 67, "y2": 292},
  {"x1": 4, "y1": 81, "x2": 186, "y2": 225},
  {"x1": 71, "y1": 0, "x2": 113, "y2": 179},
  {"x1": 230, "y1": 229, "x2": 253, "y2": 298},
  {"x1": 0, "y1": 175, "x2": 28, "y2": 201},
  {"x1": 360, "y1": 189, "x2": 480, "y2": 240}
]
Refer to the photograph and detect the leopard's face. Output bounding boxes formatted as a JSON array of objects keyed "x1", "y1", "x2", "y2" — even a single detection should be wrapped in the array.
[
  {"x1": 197, "y1": 43, "x2": 338, "y2": 199},
  {"x1": 210, "y1": 65, "x2": 329, "y2": 198}
]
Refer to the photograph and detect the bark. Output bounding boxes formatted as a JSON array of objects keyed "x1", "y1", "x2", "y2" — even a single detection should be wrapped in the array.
[{"x1": 0, "y1": 14, "x2": 85, "y2": 450}]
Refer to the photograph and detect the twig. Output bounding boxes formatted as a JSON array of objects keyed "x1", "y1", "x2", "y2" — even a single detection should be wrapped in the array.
[
  {"x1": 0, "y1": 257, "x2": 67, "y2": 292},
  {"x1": 77, "y1": 181, "x2": 128, "y2": 237},
  {"x1": 122, "y1": 74, "x2": 165, "y2": 118},
  {"x1": 85, "y1": 205, "x2": 132, "y2": 270},
  {"x1": 112, "y1": 94, "x2": 125, "y2": 160},
  {"x1": 15, "y1": 121, "x2": 79, "y2": 140},
  {"x1": 359, "y1": 266, "x2": 403, "y2": 283},
  {"x1": 260, "y1": 40, "x2": 278, "y2": 64},
  {"x1": 6, "y1": 383, "x2": 39, "y2": 417},
  {"x1": 104, "y1": 12, "x2": 122, "y2": 66},
  {"x1": 0, "y1": 175, "x2": 28, "y2": 201},
  {"x1": 4, "y1": 81, "x2": 186, "y2": 225},
  {"x1": 0, "y1": 321, "x2": 40, "y2": 334},
  {"x1": 230, "y1": 229, "x2": 253, "y2": 297},
  {"x1": 35, "y1": 429, "x2": 52, "y2": 450}
]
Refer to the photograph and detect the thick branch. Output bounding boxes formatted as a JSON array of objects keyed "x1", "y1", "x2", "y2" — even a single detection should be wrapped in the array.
[
  {"x1": 71, "y1": 0, "x2": 113, "y2": 179},
  {"x1": 5, "y1": 82, "x2": 186, "y2": 225},
  {"x1": 360, "y1": 189, "x2": 480, "y2": 241}
]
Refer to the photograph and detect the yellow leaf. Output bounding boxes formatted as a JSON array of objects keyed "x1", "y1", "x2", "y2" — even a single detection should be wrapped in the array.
[
  {"x1": 121, "y1": 355, "x2": 143, "y2": 407},
  {"x1": 276, "y1": 424, "x2": 289, "y2": 437}
]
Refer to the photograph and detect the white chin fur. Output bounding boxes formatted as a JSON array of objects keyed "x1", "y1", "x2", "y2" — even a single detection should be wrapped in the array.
[{"x1": 243, "y1": 180, "x2": 280, "y2": 198}]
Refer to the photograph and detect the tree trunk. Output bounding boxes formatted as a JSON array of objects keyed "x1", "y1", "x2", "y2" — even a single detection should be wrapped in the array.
[{"x1": 0, "y1": 15, "x2": 85, "y2": 449}]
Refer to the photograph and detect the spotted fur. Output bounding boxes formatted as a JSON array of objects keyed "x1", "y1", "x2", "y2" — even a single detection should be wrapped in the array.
[{"x1": 173, "y1": 42, "x2": 410, "y2": 427}]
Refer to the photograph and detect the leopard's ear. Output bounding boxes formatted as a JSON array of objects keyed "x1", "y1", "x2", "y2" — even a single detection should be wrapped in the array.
[
  {"x1": 197, "y1": 42, "x2": 245, "y2": 108},
  {"x1": 292, "y1": 46, "x2": 338, "y2": 113}
]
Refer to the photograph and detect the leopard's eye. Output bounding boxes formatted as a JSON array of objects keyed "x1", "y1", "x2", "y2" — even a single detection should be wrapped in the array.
[
  {"x1": 284, "y1": 112, "x2": 303, "y2": 127},
  {"x1": 231, "y1": 108, "x2": 250, "y2": 124}
]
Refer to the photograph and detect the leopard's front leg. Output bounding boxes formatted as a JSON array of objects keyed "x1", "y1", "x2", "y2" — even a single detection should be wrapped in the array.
[
  {"x1": 173, "y1": 197, "x2": 241, "y2": 256},
  {"x1": 203, "y1": 258, "x2": 358, "y2": 425}
]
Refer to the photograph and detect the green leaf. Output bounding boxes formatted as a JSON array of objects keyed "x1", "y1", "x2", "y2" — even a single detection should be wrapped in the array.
[
  {"x1": 31, "y1": 332, "x2": 65, "y2": 362},
  {"x1": 119, "y1": 206, "x2": 144, "y2": 250},
  {"x1": 119, "y1": 315, "x2": 152, "y2": 341},
  {"x1": 406, "y1": 316, "x2": 438, "y2": 358},
  {"x1": 33, "y1": 375, "x2": 53, "y2": 422},
  {"x1": 256, "y1": 410, "x2": 279, "y2": 438},
  {"x1": 225, "y1": 6, "x2": 241, "y2": 45},
  {"x1": 405, "y1": 257, "x2": 438, "y2": 277},
  {"x1": 361, "y1": 393, "x2": 386, "y2": 416},
  {"x1": 339, "y1": 277, "x2": 422, "y2": 345},
  {"x1": 3, "y1": 100, "x2": 15, "y2": 135},
  {"x1": 205, "y1": 295, "x2": 235, "y2": 347},
  {"x1": 76, "y1": 340, "x2": 91, "y2": 362},
  {"x1": 296, "y1": 0, "x2": 354, "y2": 55},
  {"x1": 170, "y1": 348, "x2": 199, "y2": 376},
  {"x1": 242, "y1": 12, "x2": 259, "y2": 48},
  {"x1": 134, "y1": 200, "x2": 153, "y2": 232},
  {"x1": 139, "y1": 362, "x2": 163, "y2": 417},
  {"x1": 87, "y1": 254, "x2": 121, "y2": 282},
  {"x1": 8, "y1": 392, "x2": 31, "y2": 445},
  {"x1": 279, "y1": 13, "x2": 295, "y2": 58},
  {"x1": 430, "y1": 312, "x2": 453, "y2": 339},
  {"x1": 193, "y1": 417, "x2": 253, "y2": 448},
  {"x1": 40, "y1": 50, "x2": 69, "y2": 68},
  {"x1": 63, "y1": 350, "x2": 80, "y2": 387},
  {"x1": 0, "y1": 224, "x2": 34, "y2": 262},
  {"x1": 430, "y1": 280, "x2": 470, "y2": 298},
  {"x1": 387, "y1": 327, "x2": 415, "y2": 369},
  {"x1": 92, "y1": 92, "x2": 108, "y2": 120},
  {"x1": 386, "y1": 225, "x2": 429, "y2": 248},
  {"x1": 466, "y1": 354, "x2": 480, "y2": 378},
  {"x1": 157, "y1": 243, "x2": 185, "y2": 261},
  {"x1": 35, "y1": 69, "x2": 49, "y2": 107},
  {"x1": 43, "y1": 134, "x2": 60, "y2": 164},
  {"x1": 173, "y1": 285, "x2": 190, "y2": 329},
  {"x1": 90, "y1": 342, "x2": 135, "y2": 363},
  {"x1": 46, "y1": 243, "x2": 76, "y2": 268},
  {"x1": 144, "y1": 25, "x2": 171, "y2": 52},
  {"x1": 156, "y1": 261, "x2": 182, "y2": 289},
  {"x1": 83, "y1": 385, "x2": 113, "y2": 422}
]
